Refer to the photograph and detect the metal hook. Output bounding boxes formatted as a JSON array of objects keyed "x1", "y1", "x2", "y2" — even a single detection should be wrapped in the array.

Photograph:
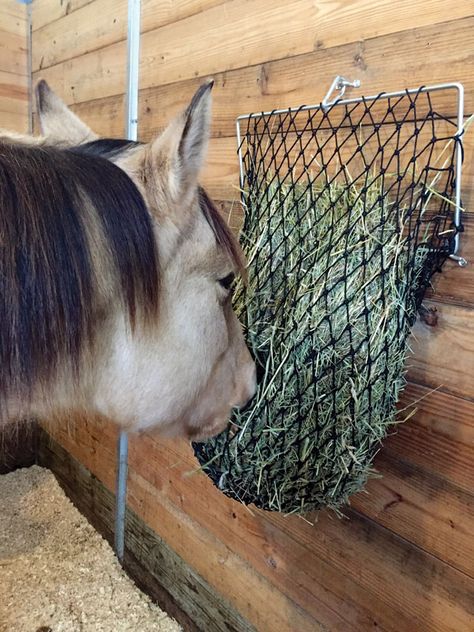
[
  {"x1": 449, "y1": 253, "x2": 468, "y2": 267},
  {"x1": 322, "y1": 76, "x2": 361, "y2": 109}
]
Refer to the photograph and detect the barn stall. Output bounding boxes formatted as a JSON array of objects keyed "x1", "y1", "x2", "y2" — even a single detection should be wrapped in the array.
[{"x1": 1, "y1": 0, "x2": 474, "y2": 630}]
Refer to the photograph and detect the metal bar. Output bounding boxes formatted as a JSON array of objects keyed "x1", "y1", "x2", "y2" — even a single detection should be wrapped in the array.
[
  {"x1": 125, "y1": 0, "x2": 141, "y2": 141},
  {"x1": 24, "y1": 1, "x2": 33, "y2": 134},
  {"x1": 237, "y1": 81, "x2": 466, "y2": 262},
  {"x1": 236, "y1": 82, "x2": 464, "y2": 121},
  {"x1": 114, "y1": 0, "x2": 141, "y2": 563},
  {"x1": 450, "y1": 82, "x2": 467, "y2": 265},
  {"x1": 236, "y1": 118, "x2": 245, "y2": 193},
  {"x1": 114, "y1": 431, "x2": 129, "y2": 560}
]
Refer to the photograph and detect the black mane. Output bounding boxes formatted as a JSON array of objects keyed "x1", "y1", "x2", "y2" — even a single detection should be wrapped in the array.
[{"x1": 75, "y1": 138, "x2": 141, "y2": 160}]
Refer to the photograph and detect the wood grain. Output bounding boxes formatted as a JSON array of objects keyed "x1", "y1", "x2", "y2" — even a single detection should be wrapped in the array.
[
  {"x1": 0, "y1": 2, "x2": 28, "y2": 134},
  {"x1": 138, "y1": 16, "x2": 474, "y2": 139},
  {"x1": 1, "y1": 1, "x2": 26, "y2": 36},
  {"x1": 41, "y1": 415, "x2": 474, "y2": 632},
  {"x1": 138, "y1": 0, "x2": 474, "y2": 91},
  {"x1": 32, "y1": 0, "x2": 95, "y2": 31},
  {"x1": 33, "y1": 7, "x2": 474, "y2": 107},
  {"x1": 0, "y1": 71, "x2": 28, "y2": 114},
  {"x1": 33, "y1": 0, "x2": 127, "y2": 71},
  {"x1": 0, "y1": 110, "x2": 28, "y2": 134},
  {"x1": 393, "y1": 383, "x2": 474, "y2": 494},
  {"x1": 351, "y1": 453, "x2": 474, "y2": 577},
  {"x1": 33, "y1": 0, "x2": 228, "y2": 69},
  {"x1": 59, "y1": 14, "x2": 473, "y2": 139},
  {"x1": 0, "y1": 31, "x2": 28, "y2": 76},
  {"x1": 408, "y1": 300, "x2": 474, "y2": 399}
]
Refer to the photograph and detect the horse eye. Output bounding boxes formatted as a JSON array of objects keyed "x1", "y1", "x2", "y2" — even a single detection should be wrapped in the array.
[{"x1": 218, "y1": 273, "x2": 235, "y2": 291}]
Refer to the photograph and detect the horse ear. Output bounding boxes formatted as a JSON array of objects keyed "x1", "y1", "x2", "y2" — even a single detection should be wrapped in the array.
[
  {"x1": 149, "y1": 80, "x2": 213, "y2": 206},
  {"x1": 35, "y1": 79, "x2": 98, "y2": 144}
]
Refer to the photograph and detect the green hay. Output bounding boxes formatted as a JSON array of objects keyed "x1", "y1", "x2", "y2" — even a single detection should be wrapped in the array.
[{"x1": 196, "y1": 167, "x2": 453, "y2": 513}]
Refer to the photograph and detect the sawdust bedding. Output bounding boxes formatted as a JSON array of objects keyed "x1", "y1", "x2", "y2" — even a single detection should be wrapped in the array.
[{"x1": 0, "y1": 465, "x2": 182, "y2": 632}]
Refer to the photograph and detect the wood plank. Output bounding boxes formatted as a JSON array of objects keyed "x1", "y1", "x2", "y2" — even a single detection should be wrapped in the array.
[
  {"x1": 33, "y1": 7, "x2": 474, "y2": 108},
  {"x1": 43, "y1": 416, "x2": 474, "y2": 632},
  {"x1": 0, "y1": 109, "x2": 28, "y2": 133},
  {"x1": 427, "y1": 214, "x2": 474, "y2": 307},
  {"x1": 32, "y1": 38, "x2": 126, "y2": 107},
  {"x1": 0, "y1": 1, "x2": 26, "y2": 36},
  {"x1": 41, "y1": 420, "x2": 329, "y2": 632},
  {"x1": 392, "y1": 383, "x2": 474, "y2": 494},
  {"x1": 141, "y1": 0, "x2": 227, "y2": 34},
  {"x1": 38, "y1": 429, "x2": 256, "y2": 632},
  {"x1": 32, "y1": 0, "x2": 227, "y2": 70},
  {"x1": 0, "y1": 71, "x2": 28, "y2": 116},
  {"x1": 351, "y1": 452, "x2": 474, "y2": 577},
  {"x1": 268, "y1": 507, "x2": 474, "y2": 632},
  {"x1": 32, "y1": 0, "x2": 95, "y2": 31},
  {"x1": 43, "y1": 419, "x2": 388, "y2": 631},
  {"x1": 49, "y1": 15, "x2": 473, "y2": 138},
  {"x1": 47, "y1": 15, "x2": 474, "y2": 135},
  {"x1": 0, "y1": 30, "x2": 27, "y2": 76},
  {"x1": 131, "y1": 434, "x2": 474, "y2": 631},
  {"x1": 408, "y1": 300, "x2": 474, "y2": 399},
  {"x1": 138, "y1": 15, "x2": 474, "y2": 139},
  {"x1": 137, "y1": 0, "x2": 474, "y2": 91},
  {"x1": 33, "y1": 0, "x2": 128, "y2": 71}
]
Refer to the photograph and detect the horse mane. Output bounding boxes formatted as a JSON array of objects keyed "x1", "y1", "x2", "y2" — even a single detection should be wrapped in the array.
[
  {"x1": 0, "y1": 139, "x2": 160, "y2": 399},
  {"x1": 77, "y1": 138, "x2": 245, "y2": 273}
]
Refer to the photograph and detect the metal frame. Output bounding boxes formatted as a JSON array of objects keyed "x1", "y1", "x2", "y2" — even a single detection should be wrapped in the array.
[
  {"x1": 236, "y1": 81, "x2": 466, "y2": 265},
  {"x1": 114, "y1": 0, "x2": 141, "y2": 563}
]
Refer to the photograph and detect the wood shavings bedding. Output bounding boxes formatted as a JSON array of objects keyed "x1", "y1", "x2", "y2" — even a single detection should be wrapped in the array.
[{"x1": 0, "y1": 465, "x2": 181, "y2": 632}]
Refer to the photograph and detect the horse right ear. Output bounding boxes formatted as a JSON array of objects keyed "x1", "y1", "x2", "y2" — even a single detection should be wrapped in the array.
[
  {"x1": 146, "y1": 80, "x2": 213, "y2": 212},
  {"x1": 35, "y1": 80, "x2": 98, "y2": 145}
]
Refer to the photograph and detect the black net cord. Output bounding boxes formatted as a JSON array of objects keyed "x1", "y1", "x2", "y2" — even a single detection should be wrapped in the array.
[{"x1": 194, "y1": 87, "x2": 462, "y2": 513}]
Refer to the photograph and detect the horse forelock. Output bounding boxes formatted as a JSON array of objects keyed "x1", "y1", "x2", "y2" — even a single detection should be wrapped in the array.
[
  {"x1": 0, "y1": 139, "x2": 160, "y2": 404},
  {"x1": 198, "y1": 187, "x2": 246, "y2": 276}
]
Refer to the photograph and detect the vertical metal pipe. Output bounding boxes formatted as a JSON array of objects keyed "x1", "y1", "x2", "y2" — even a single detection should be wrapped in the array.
[
  {"x1": 24, "y1": 0, "x2": 33, "y2": 134},
  {"x1": 125, "y1": 0, "x2": 141, "y2": 141},
  {"x1": 450, "y1": 82, "x2": 466, "y2": 265},
  {"x1": 114, "y1": 430, "x2": 129, "y2": 560},
  {"x1": 114, "y1": 0, "x2": 141, "y2": 562}
]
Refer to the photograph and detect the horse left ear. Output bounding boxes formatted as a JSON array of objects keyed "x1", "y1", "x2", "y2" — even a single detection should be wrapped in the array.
[
  {"x1": 35, "y1": 79, "x2": 98, "y2": 145},
  {"x1": 147, "y1": 80, "x2": 213, "y2": 209}
]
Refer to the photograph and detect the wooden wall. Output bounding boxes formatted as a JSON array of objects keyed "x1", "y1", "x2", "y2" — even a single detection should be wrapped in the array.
[
  {"x1": 31, "y1": 2, "x2": 474, "y2": 631},
  {"x1": 0, "y1": 0, "x2": 29, "y2": 133}
]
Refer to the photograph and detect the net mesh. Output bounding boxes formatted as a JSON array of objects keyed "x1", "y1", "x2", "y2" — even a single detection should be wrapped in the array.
[{"x1": 194, "y1": 87, "x2": 463, "y2": 514}]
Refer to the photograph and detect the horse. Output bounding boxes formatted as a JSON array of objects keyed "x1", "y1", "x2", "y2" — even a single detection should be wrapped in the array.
[{"x1": 0, "y1": 80, "x2": 256, "y2": 440}]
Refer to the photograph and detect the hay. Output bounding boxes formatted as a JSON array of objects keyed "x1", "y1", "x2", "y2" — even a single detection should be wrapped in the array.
[{"x1": 197, "y1": 175, "x2": 437, "y2": 514}]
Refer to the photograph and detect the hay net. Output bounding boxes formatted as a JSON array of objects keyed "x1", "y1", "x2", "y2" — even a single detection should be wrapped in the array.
[{"x1": 194, "y1": 85, "x2": 463, "y2": 514}]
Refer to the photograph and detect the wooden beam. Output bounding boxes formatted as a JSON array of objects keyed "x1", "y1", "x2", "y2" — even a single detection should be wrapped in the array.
[
  {"x1": 0, "y1": 31, "x2": 28, "y2": 76},
  {"x1": 32, "y1": 0, "x2": 228, "y2": 69},
  {"x1": 408, "y1": 300, "x2": 474, "y2": 399},
  {"x1": 42, "y1": 413, "x2": 474, "y2": 631},
  {"x1": 32, "y1": 0, "x2": 95, "y2": 31},
  {"x1": 394, "y1": 383, "x2": 474, "y2": 494},
  {"x1": 33, "y1": 9, "x2": 474, "y2": 107}
]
